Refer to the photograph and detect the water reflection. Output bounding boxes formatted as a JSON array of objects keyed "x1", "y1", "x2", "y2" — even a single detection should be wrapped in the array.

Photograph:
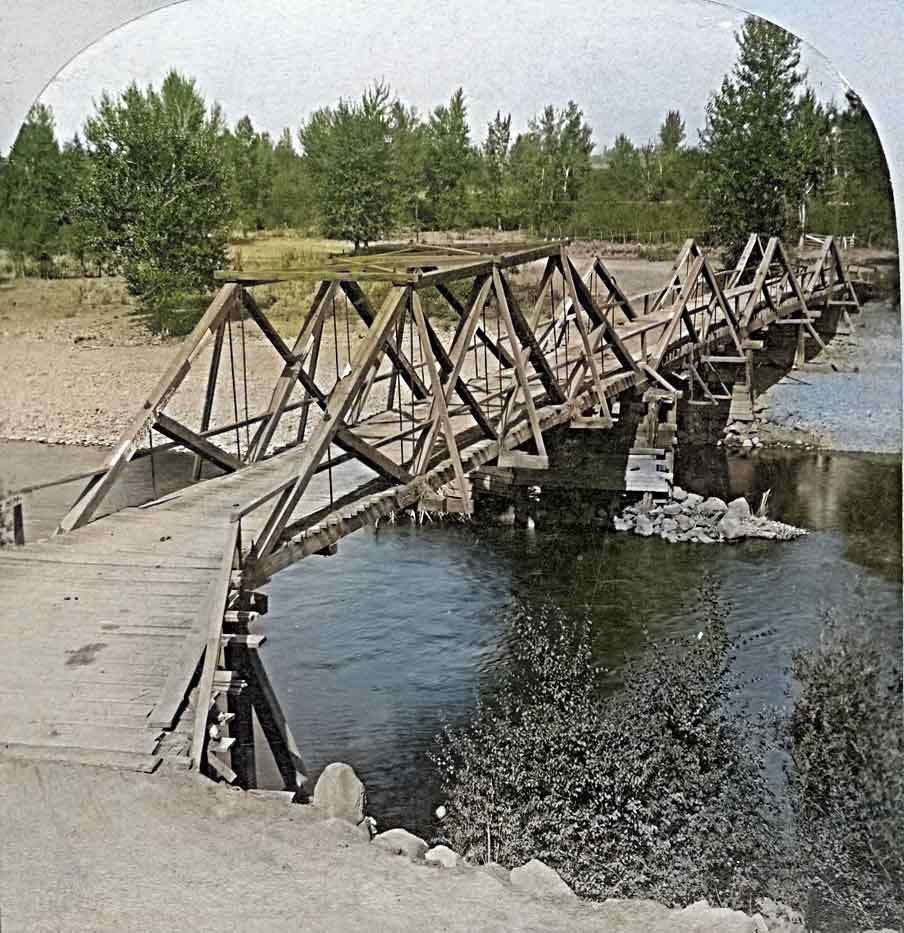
[{"x1": 264, "y1": 448, "x2": 901, "y2": 833}]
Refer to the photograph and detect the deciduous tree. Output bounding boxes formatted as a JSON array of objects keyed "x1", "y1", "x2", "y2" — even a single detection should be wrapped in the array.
[
  {"x1": 74, "y1": 71, "x2": 234, "y2": 326},
  {"x1": 299, "y1": 82, "x2": 395, "y2": 250}
]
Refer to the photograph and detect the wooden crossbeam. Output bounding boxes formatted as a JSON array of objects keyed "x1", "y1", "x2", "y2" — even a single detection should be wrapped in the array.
[
  {"x1": 558, "y1": 253, "x2": 641, "y2": 377},
  {"x1": 590, "y1": 257, "x2": 638, "y2": 321},
  {"x1": 191, "y1": 317, "x2": 227, "y2": 481},
  {"x1": 414, "y1": 276, "x2": 494, "y2": 473},
  {"x1": 492, "y1": 268, "x2": 548, "y2": 460},
  {"x1": 495, "y1": 270, "x2": 567, "y2": 404},
  {"x1": 153, "y1": 413, "x2": 242, "y2": 473},
  {"x1": 411, "y1": 293, "x2": 471, "y2": 508},
  {"x1": 648, "y1": 254, "x2": 705, "y2": 371},
  {"x1": 250, "y1": 286, "x2": 409, "y2": 562},
  {"x1": 245, "y1": 281, "x2": 334, "y2": 461},
  {"x1": 340, "y1": 281, "x2": 429, "y2": 400},
  {"x1": 58, "y1": 283, "x2": 241, "y2": 533},
  {"x1": 435, "y1": 281, "x2": 515, "y2": 368}
]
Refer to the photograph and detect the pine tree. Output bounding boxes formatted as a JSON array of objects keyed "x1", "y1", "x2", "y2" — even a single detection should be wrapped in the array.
[
  {"x1": 482, "y1": 111, "x2": 512, "y2": 230},
  {"x1": 701, "y1": 16, "x2": 806, "y2": 258},
  {"x1": 424, "y1": 88, "x2": 475, "y2": 230},
  {"x1": 0, "y1": 104, "x2": 66, "y2": 274}
]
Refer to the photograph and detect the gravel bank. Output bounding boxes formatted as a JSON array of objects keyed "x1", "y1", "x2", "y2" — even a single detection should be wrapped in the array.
[{"x1": 756, "y1": 300, "x2": 901, "y2": 454}]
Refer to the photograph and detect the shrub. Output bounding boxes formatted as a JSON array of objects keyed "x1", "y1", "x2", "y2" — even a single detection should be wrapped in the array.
[
  {"x1": 782, "y1": 610, "x2": 903, "y2": 931},
  {"x1": 430, "y1": 585, "x2": 777, "y2": 908}
]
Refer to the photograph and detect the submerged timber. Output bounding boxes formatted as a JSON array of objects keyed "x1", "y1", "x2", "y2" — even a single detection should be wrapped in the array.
[{"x1": 0, "y1": 234, "x2": 863, "y2": 789}]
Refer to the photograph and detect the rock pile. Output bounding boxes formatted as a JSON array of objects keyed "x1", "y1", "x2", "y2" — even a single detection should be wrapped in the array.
[
  {"x1": 612, "y1": 487, "x2": 807, "y2": 544},
  {"x1": 721, "y1": 419, "x2": 763, "y2": 449}
]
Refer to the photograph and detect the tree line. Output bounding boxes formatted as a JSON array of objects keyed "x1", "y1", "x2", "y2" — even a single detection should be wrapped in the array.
[{"x1": 0, "y1": 17, "x2": 895, "y2": 313}]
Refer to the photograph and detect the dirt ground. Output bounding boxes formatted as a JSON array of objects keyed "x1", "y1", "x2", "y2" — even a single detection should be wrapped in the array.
[{"x1": 0, "y1": 759, "x2": 761, "y2": 933}]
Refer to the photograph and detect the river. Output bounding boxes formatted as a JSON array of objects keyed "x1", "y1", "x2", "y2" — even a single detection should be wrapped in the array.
[{"x1": 1, "y1": 440, "x2": 900, "y2": 837}]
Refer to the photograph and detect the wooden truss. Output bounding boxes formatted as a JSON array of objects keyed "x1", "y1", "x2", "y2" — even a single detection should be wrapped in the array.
[{"x1": 57, "y1": 236, "x2": 860, "y2": 581}]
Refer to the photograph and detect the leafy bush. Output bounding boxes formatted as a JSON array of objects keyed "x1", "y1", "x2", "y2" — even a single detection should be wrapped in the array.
[
  {"x1": 781, "y1": 610, "x2": 903, "y2": 931},
  {"x1": 430, "y1": 585, "x2": 777, "y2": 908}
]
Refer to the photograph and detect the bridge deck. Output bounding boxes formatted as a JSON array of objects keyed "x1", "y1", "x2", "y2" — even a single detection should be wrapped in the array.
[{"x1": 0, "y1": 236, "x2": 855, "y2": 774}]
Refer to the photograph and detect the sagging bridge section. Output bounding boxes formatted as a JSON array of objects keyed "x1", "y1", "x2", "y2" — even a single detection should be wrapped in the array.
[{"x1": 0, "y1": 234, "x2": 860, "y2": 791}]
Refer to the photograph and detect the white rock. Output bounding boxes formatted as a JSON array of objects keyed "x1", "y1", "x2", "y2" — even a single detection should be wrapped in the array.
[
  {"x1": 671, "y1": 486, "x2": 688, "y2": 502},
  {"x1": 700, "y1": 497, "x2": 728, "y2": 515},
  {"x1": 683, "y1": 493, "x2": 704, "y2": 509},
  {"x1": 510, "y1": 859, "x2": 576, "y2": 899},
  {"x1": 726, "y1": 497, "x2": 751, "y2": 521},
  {"x1": 312, "y1": 762, "x2": 366, "y2": 826},
  {"x1": 718, "y1": 511, "x2": 746, "y2": 541},
  {"x1": 425, "y1": 845, "x2": 460, "y2": 868},
  {"x1": 373, "y1": 828, "x2": 428, "y2": 860}
]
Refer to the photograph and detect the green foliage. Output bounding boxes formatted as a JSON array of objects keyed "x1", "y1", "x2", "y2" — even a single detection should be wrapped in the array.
[
  {"x1": 224, "y1": 115, "x2": 275, "y2": 234},
  {"x1": 571, "y1": 113, "x2": 705, "y2": 242},
  {"x1": 299, "y1": 82, "x2": 396, "y2": 250},
  {"x1": 73, "y1": 70, "x2": 233, "y2": 328},
  {"x1": 510, "y1": 102, "x2": 594, "y2": 233},
  {"x1": 431, "y1": 588, "x2": 776, "y2": 907},
  {"x1": 0, "y1": 104, "x2": 68, "y2": 273},
  {"x1": 481, "y1": 111, "x2": 513, "y2": 230},
  {"x1": 659, "y1": 110, "x2": 686, "y2": 153},
  {"x1": 701, "y1": 17, "x2": 807, "y2": 259},
  {"x1": 782, "y1": 611, "x2": 903, "y2": 931},
  {"x1": 810, "y1": 91, "x2": 897, "y2": 247},
  {"x1": 424, "y1": 88, "x2": 476, "y2": 230},
  {"x1": 388, "y1": 101, "x2": 428, "y2": 233}
]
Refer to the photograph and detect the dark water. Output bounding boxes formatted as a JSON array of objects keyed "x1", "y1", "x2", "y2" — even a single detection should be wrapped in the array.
[
  {"x1": 262, "y1": 447, "x2": 901, "y2": 833},
  {"x1": 2, "y1": 441, "x2": 900, "y2": 837}
]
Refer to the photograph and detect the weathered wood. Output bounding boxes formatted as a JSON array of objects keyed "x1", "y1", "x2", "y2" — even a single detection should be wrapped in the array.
[
  {"x1": 154, "y1": 413, "x2": 242, "y2": 474},
  {"x1": 190, "y1": 522, "x2": 240, "y2": 770},
  {"x1": 58, "y1": 284, "x2": 240, "y2": 532}
]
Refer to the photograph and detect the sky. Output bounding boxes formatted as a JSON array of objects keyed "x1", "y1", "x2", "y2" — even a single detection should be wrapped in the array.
[{"x1": 38, "y1": 0, "x2": 847, "y2": 152}]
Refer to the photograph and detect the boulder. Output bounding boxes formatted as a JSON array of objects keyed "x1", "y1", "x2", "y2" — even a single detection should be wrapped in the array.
[
  {"x1": 312, "y1": 762, "x2": 366, "y2": 826},
  {"x1": 661, "y1": 518, "x2": 678, "y2": 534},
  {"x1": 683, "y1": 493, "x2": 704, "y2": 509},
  {"x1": 671, "y1": 486, "x2": 689, "y2": 502},
  {"x1": 613, "y1": 516, "x2": 634, "y2": 532},
  {"x1": 718, "y1": 510, "x2": 747, "y2": 541},
  {"x1": 425, "y1": 844, "x2": 460, "y2": 868},
  {"x1": 481, "y1": 861, "x2": 511, "y2": 884},
  {"x1": 697, "y1": 532, "x2": 715, "y2": 544},
  {"x1": 663, "y1": 503, "x2": 682, "y2": 516},
  {"x1": 677, "y1": 514, "x2": 695, "y2": 532},
  {"x1": 673, "y1": 899, "x2": 758, "y2": 932},
  {"x1": 372, "y1": 828, "x2": 428, "y2": 860},
  {"x1": 700, "y1": 496, "x2": 728, "y2": 515},
  {"x1": 634, "y1": 517, "x2": 655, "y2": 537},
  {"x1": 754, "y1": 898, "x2": 805, "y2": 929},
  {"x1": 509, "y1": 859, "x2": 576, "y2": 899},
  {"x1": 726, "y1": 496, "x2": 751, "y2": 521}
]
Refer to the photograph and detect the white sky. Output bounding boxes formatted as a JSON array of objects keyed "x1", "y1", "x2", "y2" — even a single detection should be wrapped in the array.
[{"x1": 38, "y1": 0, "x2": 846, "y2": 152}]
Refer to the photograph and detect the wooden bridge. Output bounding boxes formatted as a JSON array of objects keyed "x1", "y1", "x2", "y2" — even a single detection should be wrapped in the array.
[{"x1": 0, "y1": 234, "x2": 861, "y2": 790}]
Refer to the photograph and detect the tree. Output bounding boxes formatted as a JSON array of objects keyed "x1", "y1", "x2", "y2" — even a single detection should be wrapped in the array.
[
  {"x1": 510, "y1": 102, "x2": 593, "y2": 233},
  {"x1": 74, "y1": 71, "x2": 234, "y2": 326},
  {"x1": 424, "y1": 88, "x2": 476, "y2": 230},
  {"x1": 388, "y1": 101, "x2": 427, "y2": 233},
  {"x1": 299, "y1": 82, "x2": 395, "y2": 250},
  {"x1": 482, "y1": 111, "x2": 512, "y2": 230},
  {"x1": 265, "y1": 128, "x2": 316, "y2": 230},
  {"x1": 700, "y1": 16, "x2": 807, "y2": 259},
  {"x1": 658, "y1": 109, "x2": 686, "y2": 153},
  {"x1": 0, "y1": 104, "x2": 66, "y2": 274},
  {"x1": 787, "y1": 89, "x2": 832, "y2": 243},
  {"x1": 225, "y1": 115, "x2": 275, "y2": 234}
]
